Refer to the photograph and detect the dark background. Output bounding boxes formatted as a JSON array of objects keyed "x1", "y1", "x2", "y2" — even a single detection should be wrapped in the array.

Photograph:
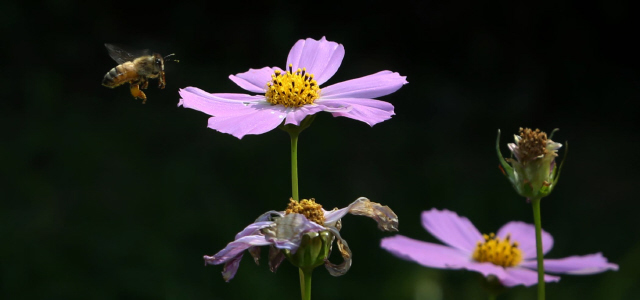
[{"x1": 2, "y1": 0, "x2": 638, "y2": 299}]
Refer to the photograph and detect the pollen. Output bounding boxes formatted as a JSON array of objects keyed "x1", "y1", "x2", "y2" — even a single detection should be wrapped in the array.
[
  {"x1": 285, "y1": 198, "x2": 325, "y2": 225},
  {"x1": 517, "y1": 127, "x2": 548, "y2": 162},
  {"x1": 265, "y1": 65, "x2": 320, "y2": 107},
  {"x1": 472, "y1": 233, "x2": 523, "y2": 268}
]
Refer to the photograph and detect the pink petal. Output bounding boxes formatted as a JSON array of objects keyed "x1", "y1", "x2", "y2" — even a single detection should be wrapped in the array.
[
  {"x1": 421, "y1": 209, "x2": 483, "y2": 254},
  {"x1": 204, "y1": 235, "x2": 272, "y2": 266},
  {"x1": 497, "y1": 221, "x2": 553, "y2": 260},
  {"x1": 178, "y1": 87, "x2": 265, "y2": 117},
  {"x1": 234, "y1": 221, "x2": 274, "y2": 239},
  {"x1": 320, "y1": 71, "x2": 408, "y2": 99},
  {"x1": 501, "y1": 267, "x2": 560, "y2": 287},
  {"x1": 381, "y1": 235, "x2": 526, "y2": 283},
  {"x1": 520, "y1": 253, "x2": 619, "y2": 275},
  {"x1": 207, "y1": 104, "x2": 289, "y2": 139},
  {"x1": 316, "y1": 98, "x2": 395, "y2": 126},
  {"x1": 229, "y1": 67, "x2": 280, "y2": 93},
  {"x1": 286, "y1": 37, "x2": 345, "y2": 86},
  {"x1": 380, "y1": 235, "x2": 471, "y2": 269},
  {"x1": 283, "y1": 105, "x2": 324, "y2": 126}
]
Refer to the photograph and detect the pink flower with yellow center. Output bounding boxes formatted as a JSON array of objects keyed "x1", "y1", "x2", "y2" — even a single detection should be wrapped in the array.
[
  {"x1": 179, "y1": 37, "x2": 407, "y2": 139},
  {"x1": 381, "y1": 209, "x2": 618, "y2": 287}
]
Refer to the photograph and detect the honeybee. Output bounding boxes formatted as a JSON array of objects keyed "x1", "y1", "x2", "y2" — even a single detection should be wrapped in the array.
[{"x1": 102, "y1": 43, "x2": 177, "y2": 103}]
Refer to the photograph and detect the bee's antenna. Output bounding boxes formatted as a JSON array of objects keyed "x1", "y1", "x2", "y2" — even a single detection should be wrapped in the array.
[{"x1": 164, "y1": 53, "x2": 179, "y2": 63}]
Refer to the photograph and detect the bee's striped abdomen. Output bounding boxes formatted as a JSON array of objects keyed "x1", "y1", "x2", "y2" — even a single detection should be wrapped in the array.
[{"x1": 102, "y1": 64, "x2": 133, "y2": 87}]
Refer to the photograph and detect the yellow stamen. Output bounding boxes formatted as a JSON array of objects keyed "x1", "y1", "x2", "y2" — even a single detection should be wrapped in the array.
[
  {"x1": 517, "y1": 127, "x2": 548, "y2": 162},
  {"x1": 265, "y1": 64, "x2": 320, "y2": 107},
  {"x1": 472, "y1": 233, "x2": 523, "y2": 267},
  {"x1": 285, "y1": 198, "x2": 325, "y2": 225}
]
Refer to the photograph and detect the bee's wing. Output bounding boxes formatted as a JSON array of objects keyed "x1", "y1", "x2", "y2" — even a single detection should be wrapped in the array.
[{"x1": 104, "y1": 43, "x2": 149, "y2": 64}]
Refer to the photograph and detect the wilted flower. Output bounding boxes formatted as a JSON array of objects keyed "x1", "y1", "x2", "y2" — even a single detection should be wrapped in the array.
[
  {"x1": 497, "y1": 128, "x2": 565, "y2": 199},
  {"x1": 179, "y1": 37, "x2": 408, "y2": 139},
  {"x1": 381, "y1": 209, "x2": 618, "y2": 287},
  {"x1": 205, "y1": 197, "x2": 398, "y2": 281}
]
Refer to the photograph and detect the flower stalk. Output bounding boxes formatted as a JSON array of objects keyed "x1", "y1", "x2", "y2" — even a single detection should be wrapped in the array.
[
  {"x1": 290, "y1": 130, "x2": 299, "y2": 200},
  {"x1": 299, "y1": 267, "x2": 313, "y2": 300},
  {"x1": 283, "y1": 114, "x2": 316, "y2": 201},
  {"x1": 531, "y1": 197, "x2": 545, "y2": 300}
]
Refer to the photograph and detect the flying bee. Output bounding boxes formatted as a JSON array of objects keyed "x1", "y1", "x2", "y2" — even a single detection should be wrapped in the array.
[{"x1": 102, "y1": 43, "x2": 178, "y2": 104}]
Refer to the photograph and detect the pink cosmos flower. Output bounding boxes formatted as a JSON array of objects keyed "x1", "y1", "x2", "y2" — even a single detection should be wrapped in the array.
[
  {"x1": 179, "y1": 37, "x2": 408, "y2": 139},
  {"x1": 381, "y1": 209, "x2": 618, "y2": 287}
]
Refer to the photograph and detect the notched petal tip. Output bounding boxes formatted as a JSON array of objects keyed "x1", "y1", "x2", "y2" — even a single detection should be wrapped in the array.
[{"x1": 203, "y1": 255, "x2": 215, "y2": 266}]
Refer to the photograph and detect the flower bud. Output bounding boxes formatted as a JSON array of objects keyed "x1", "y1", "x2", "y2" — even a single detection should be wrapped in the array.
[{"x1": 497, "y1": 128, "x2": 566, "y2": 199}]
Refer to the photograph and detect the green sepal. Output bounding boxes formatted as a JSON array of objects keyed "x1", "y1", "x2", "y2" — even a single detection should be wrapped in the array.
[
  {"x1": 548, "y1": 128, "x2": 560, "y2": 140},
  {"x1": 552, "y1": 140, "x2": 568, "y2": 188},
  {"x1": 481, "y1": 275, "x2": 507, "y2": 298},
  {"x1": 286, "y1": 230, "x2": 332, "y2": 270},
  {"x1": 522, "y1": 181, "x2": 535, "y2": 197},
  {"x1": 538, "y1": 182, "x2": 551, "y2": 197},
  {"x1": 281, "y1": 114, "x2": 317, "y2": 136},
  {"x1": 496, "y1": 129, "x2": 514, "y2": 178}
]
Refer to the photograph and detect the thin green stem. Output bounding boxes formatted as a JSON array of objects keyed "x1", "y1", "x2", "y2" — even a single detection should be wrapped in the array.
[
  {"x1": 531, "y1": 198, "x2": 545, "y2": 300},
  {"x1": 290, "y1": 131, "x2": 299, "y2": 200},
  {"x1": 299, "y1": 267, "x2": 313, "y2": 300}
]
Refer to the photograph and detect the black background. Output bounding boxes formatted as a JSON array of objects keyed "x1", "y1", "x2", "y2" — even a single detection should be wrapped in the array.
[{"x1": 1, "y1": 0, "x2": 638, "y2": 299}]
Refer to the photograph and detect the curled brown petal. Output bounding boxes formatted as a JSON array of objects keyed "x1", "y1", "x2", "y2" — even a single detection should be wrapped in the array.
[
  {"x1": 324, "y1": 227, "x2": 352, "y2": 276},
  {"x1": 248, "y1": 246, "x2": 261, "y2": 265},
  {"x1": 346, "y1": 197, "x2": 399, "y2": 232},
  {"x1": 268, "y1": 245, "x2": 286, "y2": 272}
]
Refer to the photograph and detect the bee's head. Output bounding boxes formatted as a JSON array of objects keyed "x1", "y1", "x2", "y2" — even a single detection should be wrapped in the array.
[{"x1": 151, "y1": 53, "x2": 165, "y2": 71}]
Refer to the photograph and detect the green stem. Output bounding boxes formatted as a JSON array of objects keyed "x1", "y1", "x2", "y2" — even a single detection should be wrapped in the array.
[
  {"x1": 290, "y1": 131, "x2": 299, "y2": 201},
  {"x1": 488, "y1": 294, "x2": 497, "y2": 300},
  {"x1": 531, "y1": 198, "x2": 545, "y2": 300},
  {"x1": 299, "y1": 267, "x2": 313, "y2": 300}
]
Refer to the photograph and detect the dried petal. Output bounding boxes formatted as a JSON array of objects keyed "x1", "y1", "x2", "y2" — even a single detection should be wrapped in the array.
[
  {"x1": 221, "y1": 254, "x2": 243, "y2": 282},
  {"x1": 248, "y1": 246, "x2": 261, "y2": 265},
  {"x1": 262, "y1": 213, "x2": 325, "y2": 252},
  {"x1": 254, "y1": 210, "x2": 285, "y2": 222},
  {"x1": 268, "y1": 245, "x2": 286, "y2": 272},
  {"x1": 324, "y1": 197, "x2": 398, "y2": 232},
  {"x1": 324, "y1": 227, "x2": 352, "y2": 276}
]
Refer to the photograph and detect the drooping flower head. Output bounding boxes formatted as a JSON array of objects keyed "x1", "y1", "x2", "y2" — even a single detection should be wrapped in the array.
[
  {"x1": 179, "y1": 37, "x2": 408, "y2": 139},
  {"x1": 381, "y1": 209, "x2": 618, "y2": 287},
  {"x1": 205, "y1": 197, "x2": 398, "y2": 281},
  {"x1": 497, "y1": 128, "x2": 565, "y2": 199}
]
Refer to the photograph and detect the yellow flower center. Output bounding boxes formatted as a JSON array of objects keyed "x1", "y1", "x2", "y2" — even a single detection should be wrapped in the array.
[
  {"x1": 517, "y1": 127, "x2": 548, "y2": 162},
  {"x1": 472, "y1": 233, "x2": 523, "y2": 267},
  {"x1": 285, "y1": 198, "x2": 325, "y2": 225},
  {"x1": 265, "y1": 64, "x2": 320, "y2": 107}
]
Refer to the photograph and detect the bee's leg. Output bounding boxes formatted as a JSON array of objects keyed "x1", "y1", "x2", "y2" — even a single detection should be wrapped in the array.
[
  {"x1": 129, "y1": 83, "x2": 148, "y2": 104},
  {"x1": 158, "y1": 72, "x2": 166, "y2": 89},
  {"x1": 140, "y1": 78, "x2": 149, "y2": 90}
]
